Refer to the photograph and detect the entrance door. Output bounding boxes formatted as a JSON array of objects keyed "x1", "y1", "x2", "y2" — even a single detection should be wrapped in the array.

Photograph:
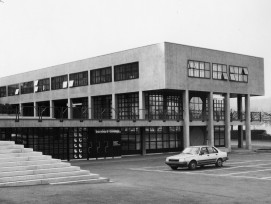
[{"x1": 87, "y1": 128, "x2": 122, "y2": 159}]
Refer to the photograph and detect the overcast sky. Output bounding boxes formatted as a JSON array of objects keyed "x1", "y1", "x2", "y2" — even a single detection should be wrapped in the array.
[{"x1": 0, "y1": 0, "x2": 270, "y2": 97}]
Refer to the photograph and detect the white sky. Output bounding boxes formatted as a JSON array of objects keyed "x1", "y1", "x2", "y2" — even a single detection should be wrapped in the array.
[{"x1": 0, "y1": 0, "x2": 270, "y2": 97}]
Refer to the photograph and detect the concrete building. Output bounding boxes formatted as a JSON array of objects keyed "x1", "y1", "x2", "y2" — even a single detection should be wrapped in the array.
[{"x1": 0, "y1": 42, "x2": 265, "y2": 160}]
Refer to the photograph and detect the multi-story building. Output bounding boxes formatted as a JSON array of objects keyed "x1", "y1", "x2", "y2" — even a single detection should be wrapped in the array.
[{"x1": 0, "y1": 42, "x2": 265, "y2": 160}]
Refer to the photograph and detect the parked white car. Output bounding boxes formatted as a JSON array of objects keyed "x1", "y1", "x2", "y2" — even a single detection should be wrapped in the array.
[{"x1": 165, "y1": 146, "x2": 228, "y2": 170}]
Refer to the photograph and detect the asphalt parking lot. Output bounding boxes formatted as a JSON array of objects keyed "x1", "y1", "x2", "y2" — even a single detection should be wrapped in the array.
[{"x1": 1, "y1": 149, "x2": 271, "y2": 204}]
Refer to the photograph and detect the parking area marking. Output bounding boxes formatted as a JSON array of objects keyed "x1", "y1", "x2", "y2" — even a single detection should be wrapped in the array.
[{"x1": 129, "y1": 160, "x2": 271, "y2": 181}]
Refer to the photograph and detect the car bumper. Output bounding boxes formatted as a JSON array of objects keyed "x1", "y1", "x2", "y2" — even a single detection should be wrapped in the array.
[
  {"x1": 222, "y1": 157, "x2": 229, "y2": 162},
  {"x1": 165, "y1": 161, "x2": 188, "y2": 167}
]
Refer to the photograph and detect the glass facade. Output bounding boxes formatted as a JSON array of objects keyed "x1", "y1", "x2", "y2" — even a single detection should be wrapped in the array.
[
  {"x1": 188, "y1": 60, "x2": 210, "y2": 78},
  {"x1": 90, "y1": 67, "x2": 112, "y2": 85},
  {"x1": 69, "y1": 71, "x2": 88, "y2": 87},
  {"x1": 145, "y1": 126, "x2": 182, "y2": 153},
  {"x1": 117, "y1": 93, "x2": 139, "y2": 120},
  {"x1": 8, "y1": 84, "x2": 19, "y2": 96},
  {"x1": 93, "y1": 95, "x2": 112, "y2": 119},
  {"x1": 213, "y1": 99, "x2": 225, "y2": 121},
  {"x1": 36, "y1": 78, "x2": 50, "y2": 92},
  {"x1": 145, "y1": 91, "x2": 183, "y2": 120},
  {"x1": 229, "y1": 66, "x2": 248, "y2": 82},
  {"x1": 121, "y1": 127, "x2": 141, "y2": 155},
  {"x1": 114, "y1": 62, "x2": 139, "y2": 81},
  {"x1": 212, "y1": 64, "x2": 228, "y2": 80},
  {"x1": 214, "y1": 126, "x2": 225, "y2": 147},
  {"x1": 51, "y1": 75, "x2": 68, "y2": 90},
  {"x1": 0, "y1": 86, "x2": 6, "y2": 98},
  {"x1": 21, "y1": 81, "x2": 34, "y2": 95},
  {"x1": 189, "y1": 97, "x2": 208, "y2": 121}
]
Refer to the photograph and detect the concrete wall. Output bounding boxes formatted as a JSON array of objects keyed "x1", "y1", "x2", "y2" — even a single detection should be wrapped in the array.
[
  {"x1": 0, "y1": 43, "x2": 165, "y2": 104},
  {"x1": 165, "y1": 42, "x2": 264, "y2": 96}
]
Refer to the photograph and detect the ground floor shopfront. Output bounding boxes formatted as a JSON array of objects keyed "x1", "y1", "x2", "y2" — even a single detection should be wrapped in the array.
[{"x1": 0, "y1": 125, "x2": 229, "y2": 161}]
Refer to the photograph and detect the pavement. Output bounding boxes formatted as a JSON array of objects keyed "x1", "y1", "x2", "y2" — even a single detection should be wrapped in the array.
[{"x1": 1, "y1": 140, "x2": 271, "y2": 204}]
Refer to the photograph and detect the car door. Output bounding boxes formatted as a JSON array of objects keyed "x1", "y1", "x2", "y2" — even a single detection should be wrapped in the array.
[
  {"x1": 197, "y1": 147, "x2": 211, "y2": 165},
  {"x1": 207, "y1": 147, "x2": 218, "y2": 164}
]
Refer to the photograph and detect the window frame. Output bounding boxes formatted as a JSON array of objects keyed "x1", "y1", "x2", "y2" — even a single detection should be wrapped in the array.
[
  {"x1": 20, "y1": 81, "x2": 34, "y2": 95},
  {"x1": 212, "y1": 63, "x2": 228, "y2": 80},
  {"x1": 69, "y1": 71, "x2": 88, "y2": 88},
  {"x1": 229, "y1": 65, "x2": 248, "y2": 83},
  {"x1": 90, "y1": 67, "x2": 112, "y2": 85},
  {"x1": 51, "y1": 75, "x2": 68, "y2": 90},
  {"x1": 187, "y1": 60, "x2": 211, "y2": 79},
  {"x1": 0, "y1": 86, "x2": 7, "y2": 98},
  {"x1": 114, "y1": 62, "x2": 139, "y2": 82}
]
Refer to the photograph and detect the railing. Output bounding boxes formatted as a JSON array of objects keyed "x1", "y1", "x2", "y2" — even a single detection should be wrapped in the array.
[{"x1": 0, "y1": 105, "x2": 269, "y2": 123}]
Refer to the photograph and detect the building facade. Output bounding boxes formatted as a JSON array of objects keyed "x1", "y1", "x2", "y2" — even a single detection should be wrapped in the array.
[{"x1": 0, "y1": 42, "x2": 265, "y2": 160}]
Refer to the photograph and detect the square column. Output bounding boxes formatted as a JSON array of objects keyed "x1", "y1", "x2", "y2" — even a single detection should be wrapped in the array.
[
  {"x1": 112, "y1": 94, "x2": 117, "y2": 119},
  {"x1": 68, "y1": 99, "x2": 72, "y2": 119},
  {"x1": 245, "y1": 94, "x2": 252, "y2": 150},
  {"x1": 182, "y1": 90, "x2": 190, "y2": 148},
  {"x1": 34, "y1": 101, "x2": 37, "y2": 117},
  {"x1": 140, "y1": 127, "x2": 146, "y2": 155},
  {"x1": 208, "y1": 92, "x2": 214, "y2": 146},
  {"x1": 88, "y1": 96, "x2": 92, "y2": 119},
  {"x1": 224, "y1": 93, "x2": 231, "y2": 151},
  {"x1": 50, "y1": 100, "x2": 54, "y2": 118},
  {"x1": 139, "y1": 91, "x2": 145, "y2": 119},
  {"x1": 237, "y1": 95, "x2": 244, "y2": 148}
]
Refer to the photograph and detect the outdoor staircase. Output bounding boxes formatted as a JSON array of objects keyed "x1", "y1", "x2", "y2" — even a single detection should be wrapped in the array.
[{"x1": 0, "y1": 141, "x2": 109, "y2": 187}]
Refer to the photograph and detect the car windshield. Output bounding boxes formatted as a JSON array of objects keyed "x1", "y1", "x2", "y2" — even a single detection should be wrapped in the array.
[{"x1": 182, "y1": 147, "x2": 200, "y2": 155}]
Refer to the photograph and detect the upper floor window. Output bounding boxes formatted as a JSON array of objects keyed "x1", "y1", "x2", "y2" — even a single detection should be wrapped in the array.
[
  {"x1": 69, "y1": 71, "x2": 88, "y2": 87},
  {"x1": 20, "y1": 81, "x2": 34, "y2": 95},
  {"x1": 188, "y1": 60, "x2": 210, "y2": 79},
  {"x1": 51, "y1": 75, "x2": 68, "y2": 90},
  {"x1": 212, "y1": 64, "x2": 228, "y2": 80},
  {"x1": 8, "y1": 84, "x2": 19, "y2": 96},
  {"x1": 114, "y1": 62, "x2": 139, "y2": 81},
  {"x1": 90, "y1": 67, "x2": 112, "y2": 85},
  {"x1": 35, "y1": 78, "x2": 50, "y2": 92},
  {"x1": 0, "y1": 86, "x2": 6, "y2": 98},
  {"x1": 229, "y1": 66, "x2": 248, "y2": 82}
]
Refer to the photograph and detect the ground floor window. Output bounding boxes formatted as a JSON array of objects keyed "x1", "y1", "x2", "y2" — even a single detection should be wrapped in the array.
[
  {"x1": 214, "y1": 126, "x2": 225, "y2": 147},
  {"x1": 145, "y1": 126, "x2": 182, "y2": 153},
  {"x1": 121, "y1": 127, "x2": 141, "y2": 155}
]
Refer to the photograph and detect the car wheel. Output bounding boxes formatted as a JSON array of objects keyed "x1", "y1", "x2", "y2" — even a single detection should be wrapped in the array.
[
  {"x1": 171, "y1": 166, "x2": 178, "y2": 170},
  {"x1": 188, "y1": 161, "x2": 197, "y2": 170},
  {"x1": 216, "y1": 159, "x2": 223, "y2": 167}
]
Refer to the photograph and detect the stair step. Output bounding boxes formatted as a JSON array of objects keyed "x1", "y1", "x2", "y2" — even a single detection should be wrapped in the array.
[
  {"x1": 50, "y1": 177, "x2": 110, "y2": 185},
  {"x1": 0, "y1": 141, "x2": 15, "y2": 146},
  {"x1": 0, "y1": 158, "x2": 61, "y2": 168},
  {"x1": 0, "y1": 166, "x2": 81, "y2": 178},
  {"x1": 0, "y1": 148, "x2": 33, "y2": 154},
  {"x1": 0, "y1": 151, "x2": 43, "y2": 158},
  {"x1": 0, "y1": 144, "x2": 24, "y2": 149},
  {"x1": 0, "y1": 170, "x2": 92, "y2": 183},
  {"x1": 0, "y1": 155, "x2": 52, "y2": 163},
  {"x1": 0, "y1": 162, "x2": 71, "y2": 173}
]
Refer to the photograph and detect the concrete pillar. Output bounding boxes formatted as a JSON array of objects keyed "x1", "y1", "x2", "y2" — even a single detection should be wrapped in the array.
[
  {"x1": 88, "y1": 96, "x2": 92, "y2": 119},
  {"x1": 225, "y1": 93, "x2": 231, "y2": 151},
  {"x1": 140, "y1": 127, "x2": 146, "y2": 155},
  {"x1": 208, "y1": 92, "x2": 214, "y2": 146},
  {"x1": 245, "y1": 94, "x2": 252, "y2": 150},
  {"x1": 139, "y1": 91, "x2": 145, "y2": 119},
  {"x1": 237, "y1": 95, "x2": 243, "y2": 148},
  {"x1": 112, "y1": 94, "x2": 117, "y2": 119},
  {"x1": 68, "y1": 98, "x2": 72, "y2": 119},
  {"x1": 50, "y1": 100, "x2": 54, "y2": 118},
  {"x1": 182, "y1": 90, "x2": 190, "y2": 147},
  {"x1": 34, "y1": 101, "x2": 37, "y2": 117}
]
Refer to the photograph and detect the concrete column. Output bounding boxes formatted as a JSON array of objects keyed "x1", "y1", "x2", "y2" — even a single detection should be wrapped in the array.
[
  {"x1": 182, "y1": 90, "x2": 190, "y2": 148},
  {"x1": 88, "y1": 96, "x2": 92, "y2": 119},
  {"x1": 245, "y1": 94, "x2": 252, "y2": 150},
  {"x1": 139, "y1": 91, "x2": 145, "y2": 119},
  {"x1": 225, "y1": 93, "x2": 231, "y2": 151},
  {"x1": 34, "y1": 101, "x2": 37, "y2": 117},
  {"x1": 237, "y1": 95, "x2": 243, "y2": 148},
  {"x1": 19, "y1": 103, "x2": 22, "y2": 116},
  {"x1": 112, "y1": 94, "x2": 117, "y2": 119},
  {"x1": 67, "y1": 98, "x2": 72, "y2": 119},
  {"x1": 50, "y1": 100, "x2": 54, "y2": 118},
  {"x1": 208, "y1": 92, "x2": 214, "y2": 146},
  {"x1": 140, "y1": 127, "x2": 146, "y2": 155}
]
